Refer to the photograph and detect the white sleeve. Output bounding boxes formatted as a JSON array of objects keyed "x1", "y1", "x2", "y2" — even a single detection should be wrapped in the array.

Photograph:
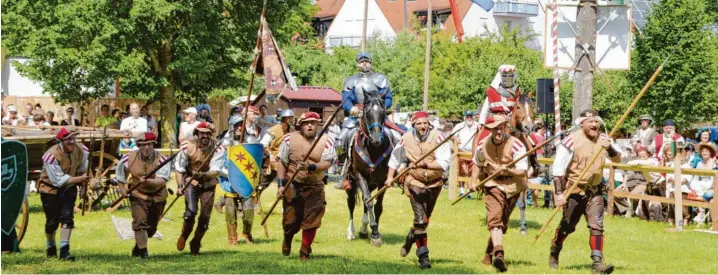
[
  {"x1": 388, "y1": 140, "x2": 407, "y2": 170},
  {"x1": 114, "y1": 157, "x2": 129, "y2": 184},
  {"x1": 77, "y1": 145, "x2": 89, "y2": 174},
  {"x1": 119, "y1": 119, "x2": 129, "y2": 131},
  {"x1": 478, "y1": 99, "x2": 490, "y2": 125},
  {"x1": 209, "y1": 145, "x2": 225, "y2": 172},
  {"x1": 259, "y1": 133, "x2": 272, "y2": 148},
  {"x1": 174, "y1": 148, "x2": 189, "y2": 173},
  {"x1": 279, "y1": 136, "x2": 291, "y2": 164},
  {"x1": 321, "y1": 137, "x2": 337, "y2": 162},
  {"x1": 513, "y1": 144, "x2": 529, "y2": 171},
  {"x1": 155, "y1": 155, "x2": 171, "y2": 181},
  {"x1": 434, "y1": 135, "x2": 451, "y2": 172},
  {"x1": 42, "y1": 154, "x2": 71, "y2": 188},
  {"x1": 141, "y1": 118, "x2": 148, "y2": 132},
  {"x1": 551, "y1": 143, "x2": 573, "y2": 177}
]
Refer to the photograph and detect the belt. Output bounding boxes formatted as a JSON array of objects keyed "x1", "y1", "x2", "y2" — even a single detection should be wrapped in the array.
[{"x1": 495, "y1": 175, "x2": 511, "y2": 181}]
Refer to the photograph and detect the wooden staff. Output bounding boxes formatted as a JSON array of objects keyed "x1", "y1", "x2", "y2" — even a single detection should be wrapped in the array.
[
  {"x1": 82, "y1": 133, "x2": 96, "y2": 216},
  {"x1": 107, "y1": 150, "x2": 181, "y2": 212},
  {"x1": 367, "y1": 124, "x2": 467, "y2": 203},
  {"x1": 159, "y1": 131, "x2": 228, "y2": 220},
  {"x1": 260, "y1": 100, "x2": 346, "y2": 226},
  {"x1": 451, "y1": 126, "x2": 575, "y2": 205},
  {"x1": 88, "y1": 127, "x2": 109, "y2": 212},
  {"x1": 532, "y1": 55, "x2": 671, "y2": 244},
  {"x1": 4, "y1": 132, "x2": 129, "y2": 141}
]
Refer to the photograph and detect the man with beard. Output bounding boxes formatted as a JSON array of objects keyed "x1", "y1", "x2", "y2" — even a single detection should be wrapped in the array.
[
  {"x1": 174, "y1": 122, "x2": 224, "y2": 255},
  {"x1": 277, "y1": 112, "x2": 336, "y2": 261},
  {"x1": 549, "y1": 109, "x2": 620, "y2": 274},
  {"x1": 469, "y1": 115, "x2": 528, "y2": 272},
  {"x1": 217, "y1": 107, "x2": 271, "y2": 245},
  {"x1": 37, "y1": 126, "x2": 90, "y2": 261},
  {"x1": 115, "y1": 132, "x2": 170, "y2": 259},
  {"x1": 384, "y1": 111, "x2": 451, "y2": 269}
]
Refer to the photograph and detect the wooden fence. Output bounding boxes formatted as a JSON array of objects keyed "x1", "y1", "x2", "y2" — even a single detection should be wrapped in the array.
[
  {"x1": 2, "y1": 96, "x2": 232, "y2": 132},
  {"x1": 449, "y1": 142, "x2": 718, "y2": 231}
]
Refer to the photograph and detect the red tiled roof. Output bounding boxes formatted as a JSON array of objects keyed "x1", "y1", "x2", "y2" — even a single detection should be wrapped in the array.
[
  {"x1": 375, "y1": 0, "x2": 473, "y2": 33},
  {"x1": 314, "y1": 0, "x2": 345, "y2": 19},
  {"x1": 283, "y1": 86, "x2": 341, "y2": 102}
]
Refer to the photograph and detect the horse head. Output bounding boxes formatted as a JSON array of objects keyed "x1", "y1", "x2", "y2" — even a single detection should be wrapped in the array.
[
  {"x1": 362, "y1": 93, "x2": 386, "y2": 147},
  {"x1": 511, "y1": 93, "x2": 535, "y2": 135}
]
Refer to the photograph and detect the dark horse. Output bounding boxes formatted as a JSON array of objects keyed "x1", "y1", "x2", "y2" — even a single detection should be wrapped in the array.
[{"x1": 345, "y1": 94, "x2": 398, "y2": 246}]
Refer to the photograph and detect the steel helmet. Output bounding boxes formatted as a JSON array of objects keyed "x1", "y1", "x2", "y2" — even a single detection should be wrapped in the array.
[
  {"x1": 228, "y1": 114, "x2": 243, "y2": 127},
  {"x1": 280, "y1": 109, "x2": 295, "y2": 118},
  {"x1": 356, "y1": 51, "x2": 372, "y2": 63}
]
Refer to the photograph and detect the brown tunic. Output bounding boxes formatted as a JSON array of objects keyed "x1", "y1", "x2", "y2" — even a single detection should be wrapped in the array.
[
  {"x1": 565, "y1": 132, "x2": 608, "y2": 193},
  {"x1": 38, "y1": 144, "x2": 84, "y2": 195},
  {"x1": 126, "y1": 150, "x2": 168, "y2": 202},
  {"x1": 182, "y1": 139, "x2": 219, "y2": 187},
  {"x1": 286, "y1": 132, "x2": 329, "y2": 185},
  {"x1": 401, "y1": 129, "x2": 444, "y2": 184}
]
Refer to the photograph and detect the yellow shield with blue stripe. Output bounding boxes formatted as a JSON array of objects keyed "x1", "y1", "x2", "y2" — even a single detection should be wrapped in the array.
[{"x1": 227, "y1": 143, "x2": 264, "y2": 197}]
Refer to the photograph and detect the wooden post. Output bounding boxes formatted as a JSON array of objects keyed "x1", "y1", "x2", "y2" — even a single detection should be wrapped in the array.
[
  {"x1": 361, "y1": 0, "x2": 369, "y2": 51},
  {"x1": 449, "y1": 140, "x2": 459, "y2": 200},
  {"x1": 673, "y1": 144, "x2": 683, "y2": 230},
  {"x1": 712, "y1": 171, "x2": 717, "y2": 231},
  {"x1": 607, "y1": 167, "x2": 615, "y2": 215},
  {"x1": 422, "y1": 0, "x2": 432, "y2": 111},
  {"x1": 572, "y1": 0, "x2": 597, "y2": 119}
]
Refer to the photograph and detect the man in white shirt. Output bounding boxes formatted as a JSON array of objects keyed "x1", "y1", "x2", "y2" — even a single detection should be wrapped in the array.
[
  {"x1": 120, "y1": 103, "x2": 148, "y2": 133},
  {"x1": 452, "y1": 110, "x2": 479, "y2": 197}
]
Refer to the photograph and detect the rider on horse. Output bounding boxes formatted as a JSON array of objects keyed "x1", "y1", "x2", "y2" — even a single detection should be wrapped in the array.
[{"x1": 477, "y1": 64, "x2": 522, "y2": 143}]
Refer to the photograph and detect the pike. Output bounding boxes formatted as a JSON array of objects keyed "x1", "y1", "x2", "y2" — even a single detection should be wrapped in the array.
[
  {"x1": 260, "y1": 98, "x2": 347, "y2": 226},
  {"x1": 366, "y1": 125, "x2": 467, "y2": 203},
  {"x1": 81, "y1": 132, "x2": 96, "y2": 216},
  {"x1": 452, "y1": 126, "x2": 576, "y2": 205},
  {"x1": 532, "y1": 54, "x2": 672, "y2": 244},
  {"x1": 89, "y1": 126, "x2": 109, "y2": 212},
  {"x1": 159, "y1": 131, "x2": 229, "y2": 220},
  {"x1": 107, "y1": 150, "x2": 181, "y2": 212}
]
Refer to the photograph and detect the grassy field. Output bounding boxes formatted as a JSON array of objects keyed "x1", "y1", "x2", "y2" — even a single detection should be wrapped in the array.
[{"x1": 3, "y1": 178, "x2": 718, "y2": 274}]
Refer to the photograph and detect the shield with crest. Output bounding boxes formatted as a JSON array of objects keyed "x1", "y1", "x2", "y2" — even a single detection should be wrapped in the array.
[
  {"x1": 2, "y1": 140, "x2": 28, "y2": 236},
  {"x1": 227, "y1": 143, "x2": 264, "y2": 198}
]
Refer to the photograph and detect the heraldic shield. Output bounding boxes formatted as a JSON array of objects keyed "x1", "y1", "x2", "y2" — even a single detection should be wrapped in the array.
[
  {"x1": 227, "y1": 143, "x2": 264, "y2": 198},
  {"x1": 2, "y1": 140, "x2": 28, "y2": 237}
]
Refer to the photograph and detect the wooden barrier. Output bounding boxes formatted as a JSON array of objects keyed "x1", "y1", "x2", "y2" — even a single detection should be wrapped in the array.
[
  {"x1": 119, "y1": 148, "x2": 180, "y2": 156},
  {"x1": 455, "y1": 152, "x2": 718, "y2": 231}
]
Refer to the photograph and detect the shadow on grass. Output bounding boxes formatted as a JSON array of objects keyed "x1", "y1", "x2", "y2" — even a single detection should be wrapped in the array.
[
  {"x1": 375, "y1": 232, "x2": 405, "y2": 245},
  {"x1": 563, "y1": 263, "x2": 593, "y2": 271},
  {"x1": 3, "y1": 249, "x2": 479, "y2": 274},
  {"x1": 508, "y1": 219, "x2": 541, "y2": 230},
  {"x1": 505, "y1": 259, "x2": 536, "y2": 267}
]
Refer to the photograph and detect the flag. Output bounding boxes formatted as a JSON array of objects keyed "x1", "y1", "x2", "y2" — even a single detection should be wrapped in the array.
[
  {"x1": 471, "y1": 0, "x2": 494, "y2": 12},
  {"x1": 254, "y1": 14, "x2": 298, "y2": 102},
  {"x1": 227, "y1": 143, "x2": 264, "y2": 198}
]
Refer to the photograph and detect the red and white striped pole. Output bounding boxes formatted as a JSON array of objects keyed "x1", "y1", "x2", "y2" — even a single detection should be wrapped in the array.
[{"x1": 552, "y1": 0, "x2": 561, "y2": 137}]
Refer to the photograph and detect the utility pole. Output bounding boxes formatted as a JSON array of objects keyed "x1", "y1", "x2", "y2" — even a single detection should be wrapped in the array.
[
  {"x1": 572, "y1": 0, "x2": 597, "y2": 120},
  {"x1": 422, "y1": 0, "x2": 432, "y2": 111},
  {"x1": 361, "y1": 0, "x2": 369, "y2": 51},
  {"x1": 404, "y1": 0, "x2": 409, "y2": 30}
]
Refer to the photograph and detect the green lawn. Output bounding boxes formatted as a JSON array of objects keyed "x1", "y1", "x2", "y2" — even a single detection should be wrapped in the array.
[{"x1": 3, "y1": 179, "x2": 718, "y2": 274}]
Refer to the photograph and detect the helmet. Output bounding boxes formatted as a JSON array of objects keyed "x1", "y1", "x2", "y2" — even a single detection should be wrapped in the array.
[
  {"x1": 228, "y1": 115, "x2": 243, "y2": 127},
  {"x1": 280, "y1": 109, "x2": 295, "y2": 118},
  {"x1": 356, "y1": 51, "x2": 372, "y2": 63}
]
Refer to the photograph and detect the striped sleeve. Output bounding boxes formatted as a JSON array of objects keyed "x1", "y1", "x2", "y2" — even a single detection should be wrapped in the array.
[
  {"x1": 81, "y1": 143, "x2": 89, "y2": 152},
  {"x1": 512, "y1": 139, "x2": 528, "y2": 170},
  {"x1": 321, "y1": 136, "x2": 337, "y2": 161},
  {"x1": 561, "y1": 136, "x2": 575, "y2": 151},
  {"x1": 155, "y1": 154, "x2": 171, "y2": 181},
  {"x1": 436, "y1": 132, "x2": 447, "y2": 143},
  {"x1": 42, "y1": 152, "x2": 56, "y2": 164},
  {"x1": 42, "y1": 152, "x2": 71, "y2": 187}
]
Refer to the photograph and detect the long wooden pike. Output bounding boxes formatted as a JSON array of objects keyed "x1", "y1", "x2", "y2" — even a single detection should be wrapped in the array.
[
  {"x1": 82, "y1": 132, "x2": 96, "y2": 216},
  {"x1": 107, "y1": 150, "x2": 181, "y2": 212},
  {"x1": 159, "y1": 131, "x2": 229, "y2": 220},
  {"x1": 260, "y1": 99, "x2": 347, "y2": 226},
  {"x1": 88, "y1": 126, "x2": 108, "y2": 212},
  {"x1": 367, "y1": 125, "x2": 467, "y2": 203},
  {"x1": 532, "y1": 55, "x2": 671, "y2": 244},
  {"x1": 451, "y1": 126, "x2": 575, "y2": 206}
]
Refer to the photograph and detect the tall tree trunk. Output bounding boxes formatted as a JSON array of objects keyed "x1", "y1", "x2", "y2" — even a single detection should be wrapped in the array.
[
  {"x1": 572, "y1": 0, "x2": 596, "y2": 120},
  {"x1": 160, "y1": 85, "x2": 177, "y2": 148}
]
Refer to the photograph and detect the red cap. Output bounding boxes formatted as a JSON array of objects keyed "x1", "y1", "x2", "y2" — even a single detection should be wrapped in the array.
[
  {"x1": 247, "y1": 106, "x2": 260, "y2": 114},
  {"x1": 412, "y1": 111, "x2": 429, "y2": 123},
  {"x1": 55, "y1": 127, "x2": 78, "y2": 140},
  {"x1": 298, "y1": 112, "x2": 321, "y2": 124},
  {"x1": 194, "y1": 122, "x2": 215, "y2": 134},
  {"x1": 635, "y1": 145, "x2": 651, "y2": 156},
  {"x1": 136, "y1": 132, "x2": 157, "y2": 144}
]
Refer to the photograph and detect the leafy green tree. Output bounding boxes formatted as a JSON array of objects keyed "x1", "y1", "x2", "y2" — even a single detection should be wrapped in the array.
[
  {"x1": 2, "y1": 0, "x2": 315, "y2": 146},
  {"x1": 628, "y1": 0, "x2": 718, "y2": 130}
]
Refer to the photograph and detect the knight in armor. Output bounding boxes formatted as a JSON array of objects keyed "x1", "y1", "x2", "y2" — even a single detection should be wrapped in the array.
[
  {"x1": 264, "y1": 109, "x2": 296, "y2": 186},
  {"x1": 341, "y1": 51, "x2": 393, "y2": 115},
  {"x1": 115, "y1": 132, "x2": 171, "y2": 259},
  {"x1": 478, "y1": 65, "x2": 521, "y2": 131},
  {"x1": 216, "y1": 106, "x2": 271, "y2": 245}
]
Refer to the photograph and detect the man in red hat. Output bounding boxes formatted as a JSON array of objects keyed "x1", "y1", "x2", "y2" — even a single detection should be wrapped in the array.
[
  {"x1": 469, "y1": 115, "x2": 528, "y2": 272},
  {"x1": 276, "y1": 111, "x2": 336, "y2": 260},
  {"x1": 174, "y1": 122, "x2": 224, "y2": 255},
  {"x1": 384, "y1": 111, "x2": 451, "y2": 269},
  {"x1": 37, "y1": 126, "x2": 91, "y2": 261},
  {"x1": 548, "y1": 109, "x2": 621, "y2": 274},
  {"x1": 115, "y1": 132, "x2": 171, "y2": 259}
]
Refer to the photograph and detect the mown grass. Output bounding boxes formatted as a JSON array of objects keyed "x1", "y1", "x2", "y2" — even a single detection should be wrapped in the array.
[{"x1": 3, "y1": 178, "x2": 717, "y2": 274}]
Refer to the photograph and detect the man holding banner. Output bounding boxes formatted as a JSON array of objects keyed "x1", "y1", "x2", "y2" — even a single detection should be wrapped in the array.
[
  {"x1": 276, "y1": 112, "x2": 336, "y2": 261},
  {"x1": 115, "y1": 132, "x2": 170, "y2": 259},
  {"x1": 218, "y1": 111, "x2": 269, "y2": 245},
  {"x1": 174, "y1": 122, "x2": 224, "y2": 255}
]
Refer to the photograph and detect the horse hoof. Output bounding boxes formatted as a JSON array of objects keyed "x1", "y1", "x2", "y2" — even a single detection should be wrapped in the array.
[
  {"x1": 347, "y1": 233, "x2": 356, "y2": 241},
  {"x1": 359, "y1": 232, "x2": 369, "y2": 239},
  {"x1": 520, "y1": 229, "x2": 527, "y2": 236},
  {"x1": 400, "y1": 247, "x2": 409, "y2": 257},
  {"x1": 370, "y1": 236, "x2": 383, "y2": 247}
]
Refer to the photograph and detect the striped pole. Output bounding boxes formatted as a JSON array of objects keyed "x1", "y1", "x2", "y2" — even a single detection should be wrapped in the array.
[{"x1": 552, "y1": 0, "x2": 561, "y2": 137}]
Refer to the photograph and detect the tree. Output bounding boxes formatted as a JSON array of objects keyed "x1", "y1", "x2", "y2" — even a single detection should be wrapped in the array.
[
  {"x1": 627, "y1": 0, "x2": 718, "y2": 130},
  {"x1": 2, "y1": 0, "x2": 315, "y2": 146}
]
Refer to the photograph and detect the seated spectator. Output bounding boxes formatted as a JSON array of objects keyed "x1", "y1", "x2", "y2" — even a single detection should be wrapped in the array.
[
  {"x1": 118, "y1": 136, "x2": 137, "y2": 153},
  {"x1": 691, "y1": 128, "x2": 717, "y2": 168},
  {"x1": 258, "y1": 105, "x2": 278, "y2": 130},
  {"x1": 651, "y1": 119, "x2": 684, "y2": 161},
  {"x1": 178, "y1": 107, "x2": 200, "y2": 143},
  {"x1": 688, "y1": 143, "x2": 716, "y2": 223},
  {"x1": 662, "y1": 145, "x2": 693, "y2": 226},
  {"x1": 45, "y1": 111, "x2": 59, "y2": 126},
  {"x1": 60, "y1": 107, "x2": 80, "y2": 126},
  {"x1": 2, "y1": 105, "x2": 26, "y2": 126},
  {"x1": 141, "y1": 105, "x2": 157, "y2": 133},
  {"x1": 94, "y1": 104, "x2": 115, "y2": 127},
  {"x1": 119, "y1": 103, "x2": 148, "y2": 133},
  {"x1": 614, "y1": 146, "x2": 660, "y2": 218},
  {"x1": 23, "y1": 103, "x2": 35, "y2": 125},
  {"x1": 196, "y1": 104, "x2": 213, "y2": 123}
]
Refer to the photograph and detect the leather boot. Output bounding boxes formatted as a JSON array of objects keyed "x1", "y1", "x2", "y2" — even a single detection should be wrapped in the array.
[
  {"x1": 299, "y1": 245, "x2": 312, "y2": 261},
  {"x1": 176, "y1": 223, "x2": 193, "y2": 251},
  {"x1": 231, "y1": 224, "x2": 238, "y2": 245},
  {"x1": 243, "y1": 220, "x2": 254, "y2": 244},
  {"x1": 139, "y1": 248, "x2": 149, "y2": 260},
  {"x1": 282, "y1": 235, "x2": 293, "y2": 256},
  {"x1": 492, "y1": 245, "x2": 507, "y2": 272},
  {"x1": 132, "y1": 244, "x2": 140, "y2": 257},
  {"x1": 189, "y1": 228, "x2": 207, "y2": 256},
  {"x1": 226, "y1": 224, "x2": 235, "y2": 245},
  {"x1": 59, "y1": 245, "x2": 75, "y2": 261},
  {"x1": 591, "y1": 251, "x2": 614, "y2": 274},
  {"x1": 46, "y1": 246, "x2": 57, "y2": 258},
  {"x1": 549, "y1": 244, "x2": 562, "y2": 269},
  {"x1": 416, "y1": 246, "x2": 431, "y2": 269},
  {"x1": 399, "y1": 228, "x2": 415, "y2": 257},
  {"x1": 482, "y1": 238, "x2": 493, "y2": 265}
]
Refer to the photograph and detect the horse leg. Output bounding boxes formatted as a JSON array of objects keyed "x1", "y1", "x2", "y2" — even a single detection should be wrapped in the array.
[
  {"x1": 519, "y1": 190, "x2": 527, "y2": 236},
  {"x1": 346, "y1": 186, "x2": 357, "y2": 241},
  {"x1": 357, "y1": 174, "x2": 376, "y2": 243},
  {"x1": 371, "y1": 191, "x2": 385, "y2": 246}
]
